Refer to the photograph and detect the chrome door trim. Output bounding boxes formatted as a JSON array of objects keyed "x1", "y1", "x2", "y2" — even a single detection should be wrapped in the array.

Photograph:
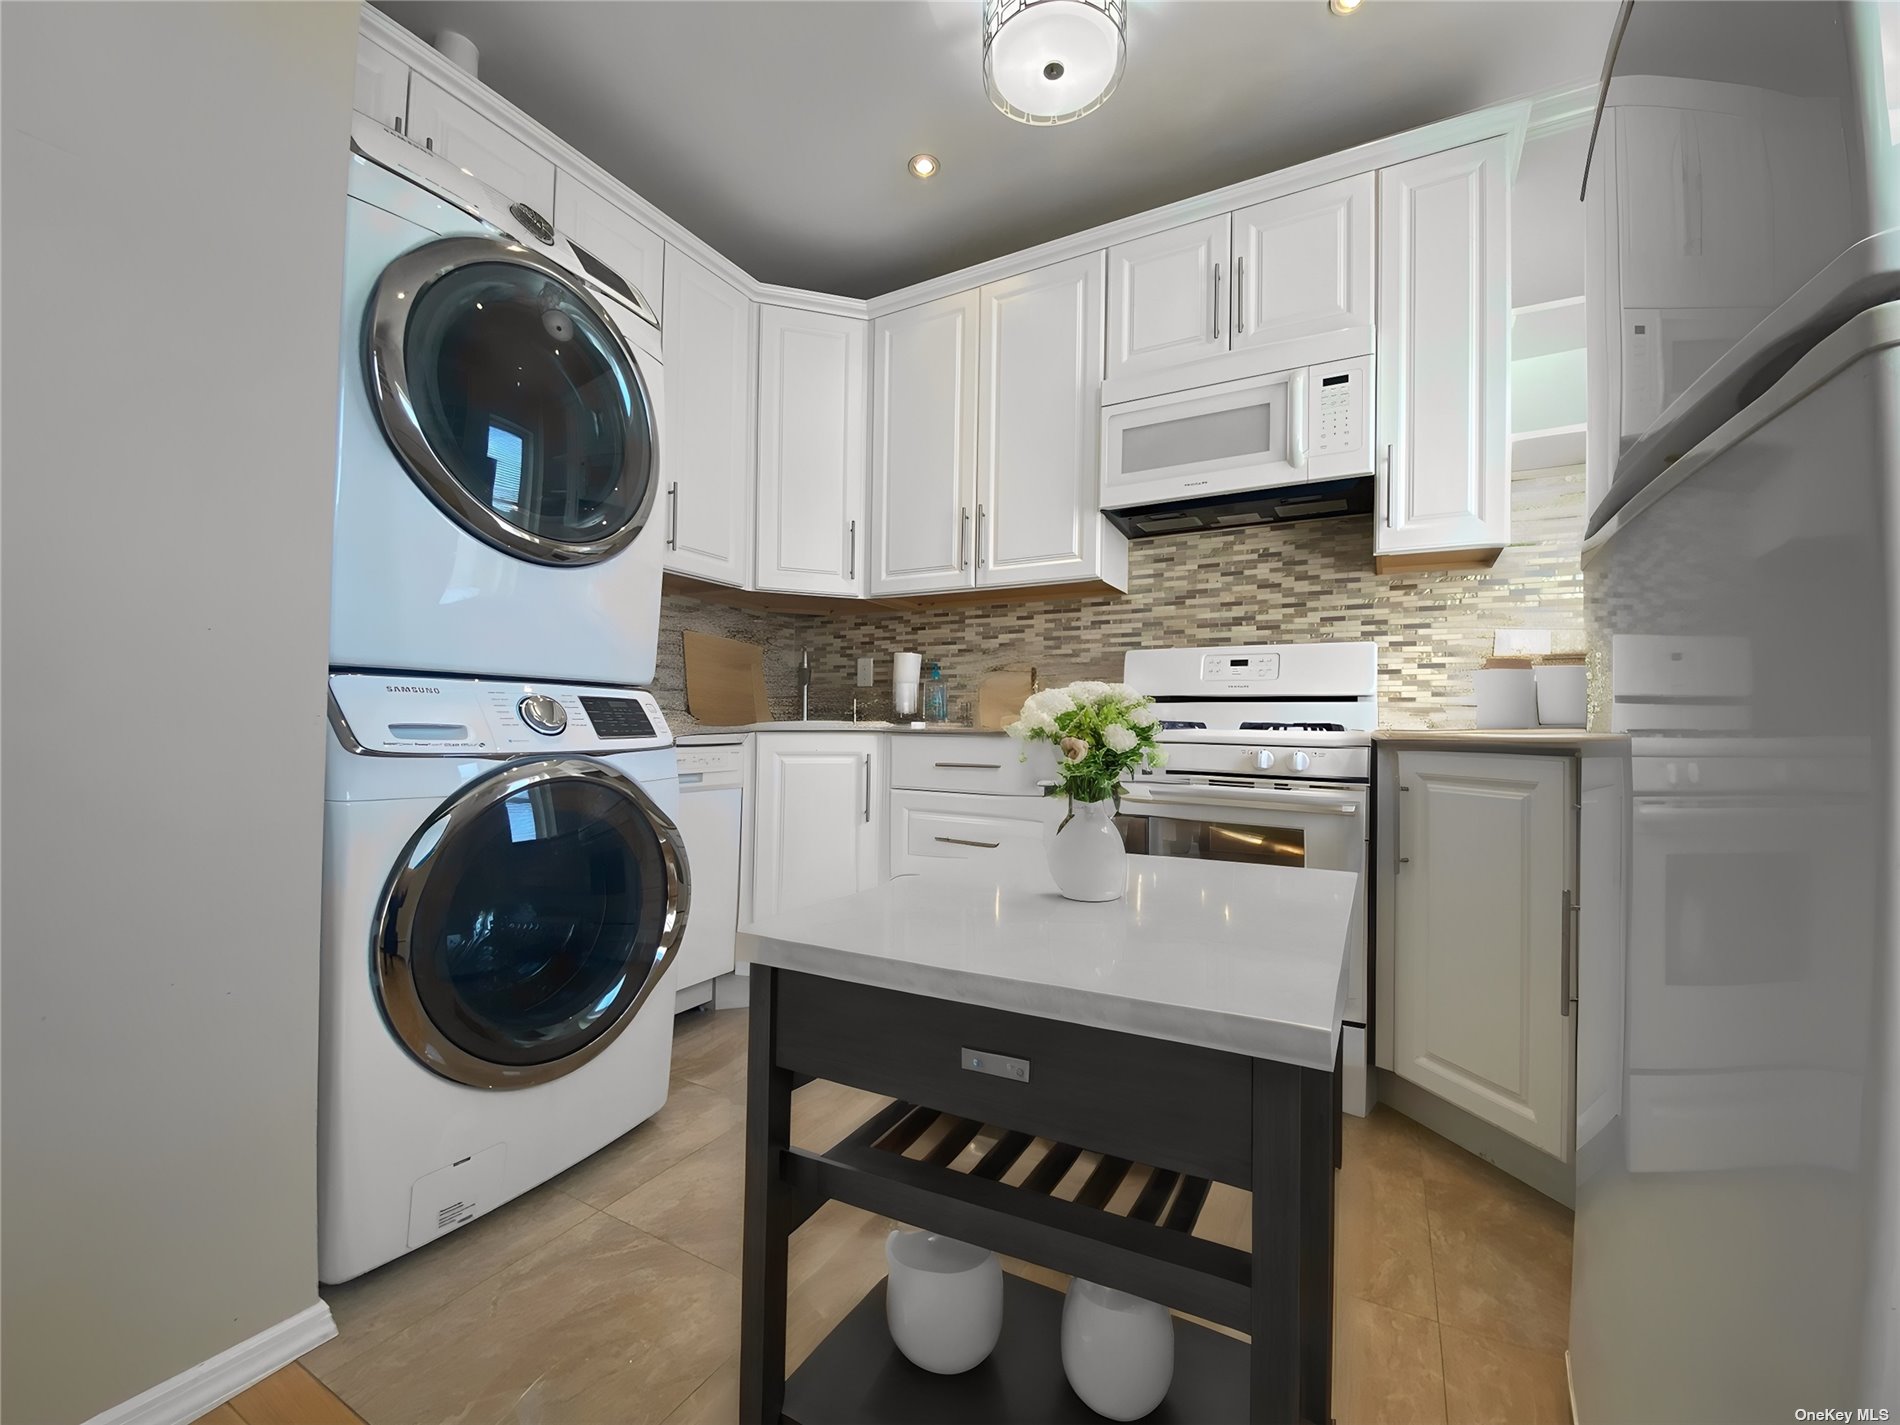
[
  {"x1": 372, "y1": 755, "x2": 692, "y2": 1090},
  {"x1": 365, "y1": 234, "x2": 660, "y2": 567}
]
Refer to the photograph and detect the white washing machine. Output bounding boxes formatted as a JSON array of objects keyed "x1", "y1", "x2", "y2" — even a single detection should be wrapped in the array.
[
  {"x1": 333, "y1": 117, "x2": 666, "y2": 685},
  {"x1": 319, "y1": 672, "x2": 688, "y2": 1284}
]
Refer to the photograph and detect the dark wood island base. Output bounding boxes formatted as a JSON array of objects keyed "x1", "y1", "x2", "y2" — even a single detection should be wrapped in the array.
[{"x1": 740, "y1": 965, "x2": 1340, "y2": 1425}]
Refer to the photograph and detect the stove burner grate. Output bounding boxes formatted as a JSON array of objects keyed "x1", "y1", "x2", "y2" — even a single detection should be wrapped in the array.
[{"x1": 1238, "y1": 721, "x2": 1348, "y2": 733}]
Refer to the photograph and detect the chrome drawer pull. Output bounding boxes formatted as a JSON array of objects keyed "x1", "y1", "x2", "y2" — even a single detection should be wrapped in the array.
[
  {"x1": 935, "y1": 835, "x2": 1002, "y2": 849},
  {"x1": 935, "y1": 761, "x2": 1002, "y2": 770}
]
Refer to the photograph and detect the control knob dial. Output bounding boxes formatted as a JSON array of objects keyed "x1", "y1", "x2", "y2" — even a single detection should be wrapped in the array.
[
  {"x1": 1287, "y1": 751, "x2": 1313, "y2": 773},
  {"x1": 1253, "y1": 749, "x2": 1276, "y2": 771},
  {"x1": 518, "y1": 694, "x2": 567, "y2": 736}
]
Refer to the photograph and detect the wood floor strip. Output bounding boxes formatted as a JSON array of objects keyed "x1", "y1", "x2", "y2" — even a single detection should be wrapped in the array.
[{"x1": 221, "y1": 1363, "x2": 365, "y2": 1425}]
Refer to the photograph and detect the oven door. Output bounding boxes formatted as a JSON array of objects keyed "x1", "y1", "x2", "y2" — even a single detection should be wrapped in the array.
[{"x1": 1118, "y1": 782, "x2": 1368, "y2": 1023}]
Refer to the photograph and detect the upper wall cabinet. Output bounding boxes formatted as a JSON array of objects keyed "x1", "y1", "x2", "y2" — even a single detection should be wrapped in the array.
[
  {"x1": 1106, "y1": 216, "x2": 1229, "y2": 382},
  {"x1": 354, "y1": 35, "x2": 410, "y2": 133},
  {"x1": 869, "y1": 291, "x2": 979, "y2": 597},
  {"x1": 662, "y1": 246, "x2": 754, "y2": 588},
  {"x1": 404, "y1": 75, "x2": 556, "y2": 216},
  {"x1": 1231, "y1": 172, "x2": 1376, "y2": 362},
  {"x1": 755, "y1": 306, "x2": 868, "y2": 596},
  {"x1": 1375, "y1": 138, "x2": 1511, "y2": 566},
  {"x1": 553, "y1": 173, "x2": 666, "y2": 321},
  {"x1": 978, "y1": 253, "x2": 1125, "y2": 589}
]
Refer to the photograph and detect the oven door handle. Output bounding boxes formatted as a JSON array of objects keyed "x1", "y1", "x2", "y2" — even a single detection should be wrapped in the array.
[{"x1": 1121, "y1": 783, "x2": 1362, "y2": 816}]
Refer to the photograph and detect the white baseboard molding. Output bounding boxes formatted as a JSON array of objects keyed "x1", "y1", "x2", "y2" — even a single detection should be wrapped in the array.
[{"x1": 85, "y1": 1300, "x2": 337, "y2": 1425}]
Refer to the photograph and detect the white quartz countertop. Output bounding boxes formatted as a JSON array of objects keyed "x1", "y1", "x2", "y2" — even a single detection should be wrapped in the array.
[{"x1": 739, "y1": 855, "x2": 1356, "y2": 1070}]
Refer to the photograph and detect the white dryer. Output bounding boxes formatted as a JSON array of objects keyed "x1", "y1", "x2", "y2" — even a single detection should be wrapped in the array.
[
  {"x1": 319, "y1": 672, "x2": 688, "y2": 1284},
  {"x1": 333, "y1": 118, "x2": 666, "y2": 685}
]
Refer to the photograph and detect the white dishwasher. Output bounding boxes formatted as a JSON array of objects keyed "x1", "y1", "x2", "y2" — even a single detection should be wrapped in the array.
[{"x1": 671, "y1": 740, "x2": 745, "y2": 1012}]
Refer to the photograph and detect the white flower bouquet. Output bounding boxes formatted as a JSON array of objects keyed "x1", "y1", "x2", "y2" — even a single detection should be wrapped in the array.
[{"x1": 1005, "y1": 680, "x2": 1167, "y2": 823}]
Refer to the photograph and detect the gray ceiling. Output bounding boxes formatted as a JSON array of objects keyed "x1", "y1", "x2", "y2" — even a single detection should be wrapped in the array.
[{"x1": 376, "y1": 1, "x2": 1617, "y2": 299}]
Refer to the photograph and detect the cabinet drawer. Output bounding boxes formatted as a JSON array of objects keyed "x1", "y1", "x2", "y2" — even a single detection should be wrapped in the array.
[
  {"x1": 889, "y1": 735, "x2": 1049, "y2": 794},
  {"x1": 774, "y1": 971, "x2": 1254, "y2": 1185},
  {"x1": 891, "y1": 790, "x2": 1058, "y2": 875}
]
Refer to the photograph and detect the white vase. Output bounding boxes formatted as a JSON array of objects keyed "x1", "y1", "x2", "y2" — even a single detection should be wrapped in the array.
[
  {"x1": 1061, "y1": 1279, "x2": 1175, "y2": 1420},
  {"x1": 1045, "y1": 797, "x2": 1127, "y2": 902},
  {"x1": 884, "y1": 1230, "x2": 1003, "y2": 1374}
]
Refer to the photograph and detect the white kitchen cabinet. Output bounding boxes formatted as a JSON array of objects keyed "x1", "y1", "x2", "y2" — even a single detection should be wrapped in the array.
[
  {"x1": 1106, "y1": 215, "x2": 1230, "y2": 382},
  {"x1": 749, "y1": 734, "x2": 882, "y2": 923},
  {"x1": 890, "y1": 790, "x2": 1060, "y2": 877},
  {"x1": 404, "y1": 74, "x2": 556, "y2": 216},
  {"x1": 353, "y1": 34, "x2": 410, "y2": 133},
  {"x1": 869, "y1": 291, "x2": 979, "y2": 596},
  {"x1": 754, "y1": 306, "x2": 868, "y2": 596},
  {"x1": 976, "y1": 253, "x2": 1125, "y2": 589},
  {"x1": 554, "y1": 172, "x2": 666, "y2": 319},
  {"x1": 671, "y1": 743, "x2": 745, "y2": 1006},
  {"x1": 1375, "y1": 138, "x2": 1511, "y2": 563},
  {"x1": 1231, "y1": 172, "x2": 1376, "y2": 360},
  {"x1": 661, "y1": 246, "x2": 754, "y2": 587},
  {"x1": 1389, "y1": 750, "x2": 1572, "y2": 1159},
  {"x1": 1614, "y1": 105, "x2": 1773, "y2": 314}
]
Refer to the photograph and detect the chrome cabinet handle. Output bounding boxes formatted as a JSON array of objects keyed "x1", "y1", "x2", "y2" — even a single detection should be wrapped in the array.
[
  {"x1": 960, "y1": 506, "x2": 970, "y2": 571},
  {"x1": 1561, "y1": 890, "x2": 1579, "y2": 1017},
  {"x1": 1289, "y1": 369, "x2": 1308, "y2": 469},
  {"x1": 935, "y1": 835, "x2": 1001, "y2": 849},
  {"x1": 1212, "y1": 261, "x2": 1222, "y2": 340},
  {"x1": 847, "y1": 518, "x2": 857, "y2": 581},
  {"x1": 1396, "y1": 780, "x2": 1409, "y2": 871},
  {"x1": 1235, "y1": 254, "x2": 1245, "y2": 335},
  {"x1": 935, "y1": 762, "x2": 1002, "y2": 770},
  {"x1": 666, "y1": 481, "x2": 679, "y2": 549},
  {"x1": 976, "y1": 504, "x2": 986, "y2": 571},
  {"x1": 863, "y1": 753, "x2": 872, "y2": 823},
  {"x1": 1382, "y1": 443, "x2": 1395, "y2": 528}
]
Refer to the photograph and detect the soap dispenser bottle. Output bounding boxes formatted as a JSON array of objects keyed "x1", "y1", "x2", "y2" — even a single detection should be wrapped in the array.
[{"x1": 923, "y1": 662, "x2": 949, "y2": 723}]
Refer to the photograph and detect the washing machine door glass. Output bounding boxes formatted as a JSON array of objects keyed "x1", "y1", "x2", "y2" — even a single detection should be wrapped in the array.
[
  {"x1": 375, "y1": 758, "x2": 689, "y2": 1089},
  {"x1": 367, "y1": 236, "x2": 658, "y2": 567}
]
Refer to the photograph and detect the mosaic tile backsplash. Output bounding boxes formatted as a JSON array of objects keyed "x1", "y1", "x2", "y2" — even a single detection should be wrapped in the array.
[{"x1": 657, "y1": 466, "x2": 1586, "y2": 731}]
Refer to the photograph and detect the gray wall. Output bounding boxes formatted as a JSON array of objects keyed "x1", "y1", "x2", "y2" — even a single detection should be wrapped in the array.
[{"x1": 1, "y1": 5, "x2": 356, "y2": 1420}]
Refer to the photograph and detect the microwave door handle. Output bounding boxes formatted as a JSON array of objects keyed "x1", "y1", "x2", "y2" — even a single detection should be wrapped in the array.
[{"x1": 1289, "y1": 369, "x2": 1308, "y2": 469}]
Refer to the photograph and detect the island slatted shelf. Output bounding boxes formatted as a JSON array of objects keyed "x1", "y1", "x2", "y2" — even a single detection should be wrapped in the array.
[{"x1": 740, "y1": 966, "x2": 1341, "y2": 1425}]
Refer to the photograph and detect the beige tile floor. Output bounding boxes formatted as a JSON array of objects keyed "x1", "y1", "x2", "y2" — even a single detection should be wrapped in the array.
[{"x1": 309, "y1": 1008, "x2": 1574, "y2": 1425}]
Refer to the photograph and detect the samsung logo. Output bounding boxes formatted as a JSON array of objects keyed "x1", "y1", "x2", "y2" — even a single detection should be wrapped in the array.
[{"x1": 385, "y1": 684, "x2": 441, "y2": 694}]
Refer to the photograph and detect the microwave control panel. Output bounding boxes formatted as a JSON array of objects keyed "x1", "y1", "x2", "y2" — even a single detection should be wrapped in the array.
[{"x1": 1313, "y1": 370, "x2": 1360, "y2": 456}]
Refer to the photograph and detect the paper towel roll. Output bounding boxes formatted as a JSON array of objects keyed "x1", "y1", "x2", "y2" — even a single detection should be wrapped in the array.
[{"x1": 893, "y1": 652, "x2": 923, "y2": 717}]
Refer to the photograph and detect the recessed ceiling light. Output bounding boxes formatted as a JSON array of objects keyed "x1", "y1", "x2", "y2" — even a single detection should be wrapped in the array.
[
  {"x1": 1329, "y1": 0, "x2": 1363, "y2": 14},
  {"x1": 908, "y1": 153, "x2": 941, "y2": 179}
]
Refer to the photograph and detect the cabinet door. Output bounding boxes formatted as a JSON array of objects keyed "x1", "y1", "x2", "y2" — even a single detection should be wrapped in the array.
[
  {"x1": 404, "y1": 75, "x2": 556, "y2": 216},
  {"x1": 661, "y1": 247, "x2": 754, "y2": 587},
  {"x1": 976, "y1": 252, "x2": 1111, "y2": 588},
  {"x1": 1392, "y1": 751, "x2": 1570, "y2": 1158},
  {"x1": 1376, "y1": 139, "x2": 1510, "y2": 560},
  {"x1": 553, "y1": 172, "x2": 666, "y2": 320},
  {"x1": 754, "y1": 306, "x2": 868, "y2": 595},
  {"x1": 869, "y1": 292, "x2": 978, "y2": 596},
  {"x1": 1232, "y1": 172, "x2": 1375, "y2": 357},
  {"x1": 354, "y1": 35, "x2": 410, "y2": 132},
  {"x1": 890, "y1": 790, "x2": 1060, "y2": 876},
  {"x1": 750, "y1": 735, "x2": 881, "y2": 922},
  {"x1": 671, "y1": 786, "x2": 742, "y2": 989},
  {"x1": 1105, "y1": 215, "x2": 1230, "y2": 381}
]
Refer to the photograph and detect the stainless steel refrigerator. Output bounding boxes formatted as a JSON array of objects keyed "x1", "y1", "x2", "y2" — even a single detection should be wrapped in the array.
[{"x1": 1576, "y1": 3, "x2": 1900, "y2": 1420}]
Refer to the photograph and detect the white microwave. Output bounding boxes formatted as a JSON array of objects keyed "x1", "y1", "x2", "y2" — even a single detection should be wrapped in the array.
[{"x1": 1099, "y1": 356, "x2": 1373, "y2": 511}]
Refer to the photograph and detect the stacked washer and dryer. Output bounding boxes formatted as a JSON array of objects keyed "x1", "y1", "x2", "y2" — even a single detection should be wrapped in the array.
[{"x1": 319, "y1": 118, "x2": 689, "y2": 1284}]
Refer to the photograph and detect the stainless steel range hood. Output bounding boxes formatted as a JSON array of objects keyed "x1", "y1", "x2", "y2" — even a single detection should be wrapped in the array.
[{"x1": 1101, "y1": 476, "x2": 1373, "y2": 540}]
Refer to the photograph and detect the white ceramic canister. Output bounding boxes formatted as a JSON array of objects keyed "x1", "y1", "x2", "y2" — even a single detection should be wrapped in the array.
[
  {"x1": 1044, "y1": 799, "x2": 1127, "y2": 902},
  {"x1": 1061, "y1": 1278, "x2": 1175, "y2": 1420},
  {"x1": 884, "y1": 1230, "x2": 1004, "y2": 1374}
]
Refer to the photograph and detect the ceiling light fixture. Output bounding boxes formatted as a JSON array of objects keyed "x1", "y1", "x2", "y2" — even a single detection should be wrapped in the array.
[
  {"x1": 983, "y1": 0, "x2": 1127, "y2": 126},
  {"x1": 1328, "y1": 0, "x2": 1363, "y2": 14},
  {"x1": 908, "y1": 153, "x2": 941, "y2": 179}
]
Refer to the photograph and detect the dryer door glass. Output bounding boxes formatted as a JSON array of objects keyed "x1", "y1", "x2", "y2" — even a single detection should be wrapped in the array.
[
  {"x1": 371, "y1": 239, "x2": 658, "y2": 567},
  {"x1": 376, "y1": 759, "x2": 686, "y2": 1089}
]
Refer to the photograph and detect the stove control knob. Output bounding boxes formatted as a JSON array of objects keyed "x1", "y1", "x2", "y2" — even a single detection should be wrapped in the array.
[
  {"x1": 519, "y1": 694, "x2": 567, "y2": 736},
  {"x1": 1253, "y1": 749, "x2": 1276, "y2": 771},
  {"x1": 1288, "y1": 751, "x2": 1313, "y2": 773}
]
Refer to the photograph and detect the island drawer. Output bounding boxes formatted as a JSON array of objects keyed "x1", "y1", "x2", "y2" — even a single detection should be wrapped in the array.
[
  {"x1": 889, "y1": 735, "x2": 1053, "y2": 796},
  {"x1": 774, "y1": 972, "x2": 1254, "y2": 1185},
  {"x1": 890, "y1": 790, "x2": 1060, "y2": 875}
]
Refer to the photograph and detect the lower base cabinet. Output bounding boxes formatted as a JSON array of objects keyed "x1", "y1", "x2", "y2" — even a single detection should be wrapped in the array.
[
  {"x1": 890, "y1": 789, "x2": 1060, "y2": 876},
  {"x1": 749, "y1": 733, "x2": 884, "y2": 923},
  {"x1": 1384, "y1": 750, "x2": 1574, "y2": 1159}
]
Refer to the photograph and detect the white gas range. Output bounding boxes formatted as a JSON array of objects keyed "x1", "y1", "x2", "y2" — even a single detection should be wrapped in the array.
[{"x1": 1121, "y1": 642, "x2": 1376, "y2": 1114}]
